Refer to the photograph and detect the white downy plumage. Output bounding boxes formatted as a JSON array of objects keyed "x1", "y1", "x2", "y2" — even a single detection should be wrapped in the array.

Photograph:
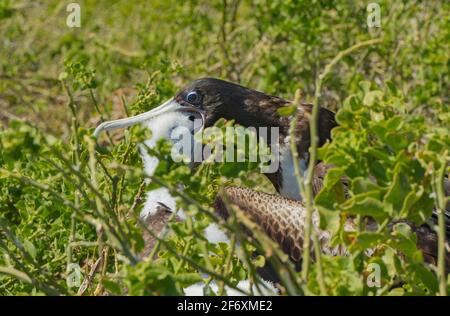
[
  {"x1": 104, "y1": 110, "x2": 277, "y2": 295},
  {"x1": 184, "y1": 279, "x2": 278, "y2": 296},
  {"x1": 138, "y1": 111, "x2": 229, "y2": 242}
]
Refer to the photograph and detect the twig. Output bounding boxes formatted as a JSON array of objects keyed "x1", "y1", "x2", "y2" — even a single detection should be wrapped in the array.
[
  {"x1": 433, "y1": 152, "x2": 448, "y2": 296},
  {"x1": 61, "y1": 81, "x2": 80, "y2": 278},
  {"x1": 218, "y1": 235, "x2": 236, "y2": 295},
  {"x1": 77, "y1": 250, "x2": 106, "y2": 295}
]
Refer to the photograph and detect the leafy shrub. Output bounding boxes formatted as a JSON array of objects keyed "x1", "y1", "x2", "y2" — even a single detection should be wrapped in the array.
[{"x1": 0, "y1": 1, "x2": 448, "y2": 295}]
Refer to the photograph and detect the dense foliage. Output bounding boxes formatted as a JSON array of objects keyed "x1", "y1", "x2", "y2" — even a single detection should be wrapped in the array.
[{"x1": 0, "y1": 1, "x2": 448, "y2": 295}]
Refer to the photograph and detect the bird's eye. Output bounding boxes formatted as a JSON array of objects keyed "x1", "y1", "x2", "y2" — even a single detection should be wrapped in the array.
[{"x1": 186, "y1": 91, "x2": 201, "y2": 105}]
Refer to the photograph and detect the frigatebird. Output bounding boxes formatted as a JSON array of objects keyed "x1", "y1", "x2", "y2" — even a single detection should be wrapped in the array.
[
  {"x1": 95, "y1": 77, "x2": 337, "y2": 201},
  {"x1": 94, "y1": 78, "x2": 449, "y2": 277}
]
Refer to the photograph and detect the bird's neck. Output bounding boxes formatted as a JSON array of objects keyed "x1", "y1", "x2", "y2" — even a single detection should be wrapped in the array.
[
  {"x1": 237, "y1": 103, "x2": 336, "y2": 201},
  {"x1": 263, "y1": 142, "x2": 308, "y2": 201}
]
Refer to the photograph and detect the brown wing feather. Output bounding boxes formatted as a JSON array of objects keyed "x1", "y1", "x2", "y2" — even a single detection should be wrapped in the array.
[
  {"x1": 214, "y1": 186, "x2": 348, "y2": 263},
  {"x1": 214, "y1": 186, "x2": 449, "y2": 272}
]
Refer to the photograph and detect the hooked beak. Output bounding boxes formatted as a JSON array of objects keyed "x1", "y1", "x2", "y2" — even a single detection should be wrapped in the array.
[{"x1": 93, "y1": 98, "x2": 205, "y2": 138}]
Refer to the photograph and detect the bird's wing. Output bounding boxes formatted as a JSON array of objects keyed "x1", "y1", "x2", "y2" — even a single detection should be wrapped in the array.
[
  {"x1": 214, "y1": 186, "x2": 347, "y2": 263},
  {"x1": 214, "y1": 186, "x2": 449, "y2": 272},
  {"x1": 313, "y1": 162, "x2": 449, "y2": 241}
]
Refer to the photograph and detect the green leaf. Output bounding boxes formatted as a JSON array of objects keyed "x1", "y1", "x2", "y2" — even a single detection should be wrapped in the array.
[
  {"x1": 277, "y1": 105, "x2": 297, "y2": 116},
  {"x1": 0, "y1": 266, "x2": 32, "y2": 284},
  {"x1": 363, "y1": 90, "x2": 384, "y2": 106},
  {"x1": 384, "y1": 165, "x2": 411, "y2": 216},
  {"x1": 23, "y1": 240, "x2": 37, "y2": 260},
  {"x1": 102, "y1": 279, "x2": 123, "y2": 295},
  {"x1": 342, "y1": 196, "x2": 389, "y2": 223},
  {"x1": 385, "y1": 132, "x2": 409, "y2": 151},
  {"x1": 409, "y1": 264, "x2": 438, "y2": 294},
  {"x1": 252, "y1": 255, "x2": 266, "y2": 268},
  {"x1": 389, "y1": 223, "x2": 422, "y2": 262},
  {"x1": 335, "y1": 109, "x2": 355, "y2": 126},
  {"x1": 385, "y1": 81, "x2": 399, "y2": 97},
  {"x1": 351, "y1": 177, "x2": 382, "y2": 195},
  {"x1": 316, "y1": 168, "x2": 346, "y2": 234},
  {"x1": 176, "y1": 273, "x2": 203, "y2": 286},
  {"x1": 352, "y1": 232, "x2": 384, "y2": 251}
]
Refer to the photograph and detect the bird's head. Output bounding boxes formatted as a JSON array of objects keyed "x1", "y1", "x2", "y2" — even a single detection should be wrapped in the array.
[{"x1": 93, "y1": 77, "x2": 290, "y2": 139}]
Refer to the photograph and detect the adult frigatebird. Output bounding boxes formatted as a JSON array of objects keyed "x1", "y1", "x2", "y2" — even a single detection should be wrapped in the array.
[{"x1": 94, "y1": 78, "x2": 449, "y2": 277}]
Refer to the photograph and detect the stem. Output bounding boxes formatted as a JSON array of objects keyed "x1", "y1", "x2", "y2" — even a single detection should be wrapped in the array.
[
  {"x1": 312, "y1": 231, "x2": 327, "y2": 295},
  {"x1": 434, "y1": 154, "x2": 448, "y2": 296},
  {"x1": 86, "y1": 137, "x2": 136, "y2": 264},
  {"x1": 62, "y1": 81, "x2": 80, "y2": 277},
  {"x1": 174, "y1": 240, "x2": 192, "y2": 275},
  {"x1": 226, "y1": 204, "x2": 264, "y2": 296},
  {"x1": 218, "y1": 235, "x2": 236, "y2": 295},
  {"x1": 88, "y1": 88, "x2": 114, "y2": 144},
  {"x1": 297, "y1": 38, "x2": 383, "y2": 282}
]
